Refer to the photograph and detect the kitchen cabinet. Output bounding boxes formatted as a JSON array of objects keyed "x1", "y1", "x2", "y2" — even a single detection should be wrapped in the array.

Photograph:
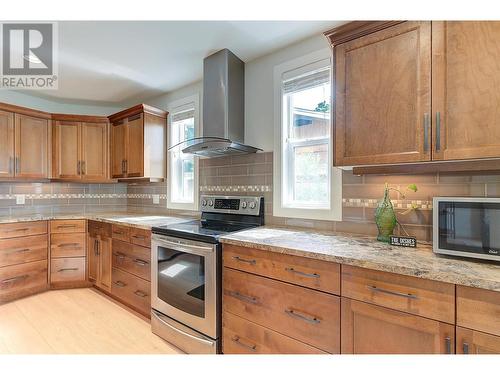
[
  {"x1": 326, "y1": 21, "x2": 500, "y2": 167},
  {"x1": 341, "y1": 297, "x2": 455, "y2": 354},
  {"x1": 457, "y1": 327, "x2": 500, "y2": 354},
  {"x1": 109, "y1": 104, "x2": 167, "y2": 180},
  {"x1": 0, "y1": 110, "x2": 15, "y2": 178},
  {"x1": 14, "y1": 113, "x2": 49, "y2": 178},
  {"x1": 87, "y1": 221, "x2": 112, "y2": 292},
  {"x1": 333, "y1": 21, "x2": 431, "y2": 166},
  {"x1": 457, "y1": 286, "x2": 500, "y2": 337},
  {"x1": 52, "y1": 117, "x2": 108, "y2": 181}
]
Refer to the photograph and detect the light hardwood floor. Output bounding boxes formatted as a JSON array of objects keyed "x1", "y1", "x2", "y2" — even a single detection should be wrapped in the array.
[{"x1": 0, "y1": 288, "x2": 183, "y2": 354}]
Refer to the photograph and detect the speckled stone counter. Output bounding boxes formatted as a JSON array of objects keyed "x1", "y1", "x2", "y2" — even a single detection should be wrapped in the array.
[
  {"x1": 0, "y1": 212, "x2": 194, "y2": 230},
  {"x1": 220, "y1": 226, "x2": 500, "y2": 292}
]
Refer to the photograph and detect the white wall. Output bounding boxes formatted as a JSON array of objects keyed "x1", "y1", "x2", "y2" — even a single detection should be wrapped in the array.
[{"x1": 141, "y1": 81, "x2": 203, "y2": 114}]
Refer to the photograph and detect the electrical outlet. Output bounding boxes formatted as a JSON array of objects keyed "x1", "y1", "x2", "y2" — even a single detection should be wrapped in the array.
[
  {"x1": 16, "y1": 194, "x2": 25, "y2": 205},
  {"x1": 152, "y1": 194, "x2": 160, "y2": 204}
]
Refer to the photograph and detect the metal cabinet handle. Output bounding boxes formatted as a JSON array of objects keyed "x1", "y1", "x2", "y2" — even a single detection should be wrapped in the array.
[
  {"x1": 133, "y1": 259, "x2": 148, "y2": 266},
  {"x1": 95, "y1": 239, "x2": 100, "y2": 255},
  {"x1": 58, "y1": 242, "x2": 80, "y2": 248},
  {"x1": 285, "y1": 309, "x2": 321, "y2": 325},
  {"x1": 58, "y1": 268, "x2": 79, "y2": 272},
  {"x1": 15, "y1": 248, "x2": 30, "y2": 253},
  {"x1": 77, "y1": 161, "x2": 81, "y2": 175},
  {"x1": 15, "y1": 156, "x2": 19, "y2": 174},
  {"x1": 228, "y1": 290, "x2": 259, "y2": 305},
  {"x1": 445, "y1": 337, "x2": 452, "y2": 354},
  {"x1": 1, "y1": 274, "x2": 28, "y2": 284},
  {"x1": 231, "y1": 336, "x2": 256, "y2": 351},
  {"x1": 121, "y1": 160, "x2": 126, "y2": 174},
  {"x1": 232, "y1": 256, "x2": 256, "y2": 265},
  {"x1": 113, "y1": 230, "x2": 123, "y2": 235},
  {"x1": 134, "y1": 290, "x2": 148, "y2": 298},
  {"x1": 423, "y1": 113, "x2": 430, "y2": 152},
  {"x1": 113, "y1": 280, "x2": 127, "y2": 288},
  {"x1": 8, "y1": 157, "x2": 13, "y2": 175},
  {"x1": 367, "y1": 285, "x2": 418, "y2": 300},
  {"x1": 463, "y1": 342, "x2": 469, "y2": 354},
  {"x1": 285, "y1": 267, "x2": 320, "y2": 278},
  {"x1": 132, "y1": 235, "x2": 146, "y2": 239},
  {"x1": 124, "y1": 160, "x2": 128, "y2": 173},
  {"x1": 57, "y1": 224, "x2": 77, "y2": 229},
  {"x1": 81, "y1": 161, "x2": 86, "y2": 175},
  {"x1": 435, "y1": 112, "x2": 441, "y2": 151},
  {"x1": 114, "y1": 251, "x2": 126, "y2": 259},
  {"x1": 7, "y1": 228, "x2": 28, "y2": 233}
]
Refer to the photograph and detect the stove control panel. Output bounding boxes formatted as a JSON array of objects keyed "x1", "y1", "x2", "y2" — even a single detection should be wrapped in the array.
[{"x1": 200, "y1": 195, "x2": 263, "y2": 216}]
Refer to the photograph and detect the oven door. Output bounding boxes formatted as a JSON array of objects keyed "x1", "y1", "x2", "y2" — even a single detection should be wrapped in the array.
[{"x1": 151, "y1": 234, "x2": 218, "y2": 339}]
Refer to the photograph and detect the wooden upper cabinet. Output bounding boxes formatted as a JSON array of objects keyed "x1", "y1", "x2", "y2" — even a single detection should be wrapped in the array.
[
  {"x1": 432, "y1": 21, "x2": 500, "y2": 161},
  {"x1": 109, "y1": 104, "x2": 167, "y2": 180},
  {"x1": 0, "y1": 110, "x2": 15, "y2": 178},
  {"x1": 14, "y1": 114, "x2": 49, "y2": 179},
  {"x1": 52, "y1": 117, "x2": 108, "y2": 181},
  {"x1": 334, "y1": 21, "x2": 432, "y2": 166}
]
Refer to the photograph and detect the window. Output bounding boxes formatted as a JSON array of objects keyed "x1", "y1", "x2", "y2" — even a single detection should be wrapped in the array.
[
  {"x1": 273, "y1": 50, "x2": 342, "y2": 220},
  {"x1": 167, "y1": 95, "x2": 200, "y2": 210}
]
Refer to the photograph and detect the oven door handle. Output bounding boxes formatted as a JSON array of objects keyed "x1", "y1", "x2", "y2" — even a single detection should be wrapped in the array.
[
  {"x1": 151, "y1": 310, "x2": 215, "y2": 347},
  {"x1": 153, "y1": 238, "x2": 215, "y2": 255}
]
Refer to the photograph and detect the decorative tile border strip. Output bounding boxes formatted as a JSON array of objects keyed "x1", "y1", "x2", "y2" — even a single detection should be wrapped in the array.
[
  {"x1": 200, "y1": 185, "x2": 272, "y2": 193},
  {"x1": 0, "y1": 193, "x2": 128, "y2": 200},
  {"x1": 343, "y1": 198, "x2": 433, "y2": 210}
]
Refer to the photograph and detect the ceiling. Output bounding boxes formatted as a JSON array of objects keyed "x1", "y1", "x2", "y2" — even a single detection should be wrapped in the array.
[{"x1": 27, "y1": 21, "x2": 342, "y2": 105}]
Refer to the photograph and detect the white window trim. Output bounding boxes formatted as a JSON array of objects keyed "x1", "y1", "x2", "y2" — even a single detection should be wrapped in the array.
[
  {"x1": 167, "y1": 94, "x2": 200, "y2": 211},
  {"x1": 273, "y1": 48, "x2": 342, "y2": 221}
]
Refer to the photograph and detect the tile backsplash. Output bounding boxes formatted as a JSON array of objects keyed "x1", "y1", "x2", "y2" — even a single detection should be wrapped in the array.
[{"x1": 2, "y1": 151, "x2": 500, "y2": 243}]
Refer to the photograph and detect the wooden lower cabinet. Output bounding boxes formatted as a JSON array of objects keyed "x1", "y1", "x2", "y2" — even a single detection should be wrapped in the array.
[
  {"x1": 50, "y1": 257, "x2": 86, "y2": 284},
  {"x1": 87, "y1": 221, "x2": 112, "y2": 292},
  {"x1": 0, "y1": 260, "x2": 48, "y2": 303},
  {"x1": 341, "y1": 298, "x2": 455, "y2": 354},
  {"x1": 111, "y1": 267, "x2": 150, "y2": 316},
  {"x1": 457, "y1": 327, "x2": 500, "y2": 354}
]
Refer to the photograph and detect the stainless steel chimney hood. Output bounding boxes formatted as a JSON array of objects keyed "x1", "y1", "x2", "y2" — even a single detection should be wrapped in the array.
[{"x1": 181, "y1": 49, "x2": 262, "y2": 158}]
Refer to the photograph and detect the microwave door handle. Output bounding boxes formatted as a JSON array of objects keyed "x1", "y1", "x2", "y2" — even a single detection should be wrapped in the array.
[{"x1": 152, "y1": 310, "x2": 214, "y2": 347}]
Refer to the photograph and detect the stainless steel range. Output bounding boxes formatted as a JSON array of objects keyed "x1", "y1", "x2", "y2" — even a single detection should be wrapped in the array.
[{"x1": 150, "y1": 195, "x2": 264, "y2": 354}]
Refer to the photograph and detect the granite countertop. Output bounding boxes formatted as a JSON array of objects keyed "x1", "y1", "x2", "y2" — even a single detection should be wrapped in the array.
[
  {"x1": 0, "y1": 212, "x2": 194, "y2": 229},
  {"x1": 220, "y1": 226, "x2": 500, "y2": 292}
]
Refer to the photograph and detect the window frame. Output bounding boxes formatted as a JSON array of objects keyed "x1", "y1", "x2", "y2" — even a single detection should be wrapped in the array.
[
  {"x1": 167, "y1": 94, "x2": 200, "y2": 211},
  {"x1": 273, "y1": 49, "x2": 342, "y2": 221}
]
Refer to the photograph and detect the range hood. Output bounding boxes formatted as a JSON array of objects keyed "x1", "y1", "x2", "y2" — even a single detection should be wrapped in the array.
[{"x1": 181, "y1": 49, "x2": 262, "y2": 158}]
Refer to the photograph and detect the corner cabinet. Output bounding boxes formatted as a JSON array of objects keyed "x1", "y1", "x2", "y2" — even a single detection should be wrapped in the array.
[
  {"x1": 326, "y1": 21, "x2": 500, "y2": 167},
  {"x1": 52, "y1": 115, "x2": 109, "y2": 181},
  {"x1": 110, "y1": 104, "x2": 167, "y2": 180}
]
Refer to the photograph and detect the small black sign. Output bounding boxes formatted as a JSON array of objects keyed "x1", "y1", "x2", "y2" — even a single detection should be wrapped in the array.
[{"x1": 390, "y1": 236, "x2": 417, "y2": 248}]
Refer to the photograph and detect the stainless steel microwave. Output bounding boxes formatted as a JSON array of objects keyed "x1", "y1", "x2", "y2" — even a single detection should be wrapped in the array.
[{"x1": 433, "y1": 197, "x2": 500, "y2": 261}]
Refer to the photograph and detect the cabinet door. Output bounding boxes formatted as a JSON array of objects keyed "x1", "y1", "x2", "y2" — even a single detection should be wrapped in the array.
[
  {"x1": 87, "y1": 234, "x2": 99, "y2": 283},
  {"x1": 457, "y1": 327, "x2": 500, "y2": 354},
  {"x1": 53, "y1": 121, "x2": 81, "y2": 179},
  {"x1": 0, "y1": 110, "x2": 15, "y2": 178},
  {"x1": 14, "y1": 114, "x2": 49, "y2": 178},
  {"x1": 335, "y1": 21, "x2": 431, "y2": 166},
  {"x1": 81, "y1": 122, "x2": 107, "y2": 181},
  {"x1": 126, "y1": 113, "x2": 144, "y2": 177},
  {"x1": 98, "y1": 237, "x2": 112, "y2": 291},
  {"x1": 433, "y1": 21, "x2": 500, "y2": 160},
  {"x1": 341, "y1": 298, "x2": 455, "y2": 354},
  {"x1": 111, "y1": 120, "x2": 127, "y2": 178}
]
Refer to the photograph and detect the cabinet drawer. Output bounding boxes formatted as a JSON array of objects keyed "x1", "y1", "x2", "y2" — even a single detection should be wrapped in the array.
[
  {"x1": 342, "y1": 265, "x2": 455, "y2": 323},
  {"x1": 111, "y1": 267, "x2": 150, "y2": 316},
  {"x1": 129, "y1": 227, "x2": 151, "y2": 248},
  {"x1": 223, "y1": 245, "x2": 340, "y2": 295},
  {"x1": 0, "y1": 260, "x2": 47, "y2": 303},
  {"x1": 88, "y1": 221, "x2": 111, "y2": 238},
  {"x1": 112, "y1": 225, "x2": 130, "y2": 242},
  {"x1": 50, "y1": 257, "x2": 86, "y2": 283},
  {"x1": 457, "y1": 327, "x2": 500, "y2": 354},
  {"x1": 223, "y1": 268, "x2": 340, "y2": 353},
  {"x1": 0, "y1": 234, "x2": 47, "y2": 267},
  {"x1": 0, "y1": 221, "x2": 47, "y2": 239},
  {"x1": 50, "y1": 219, "x2": 86, "y2": 234},
  {"x1": 223, "y1": 311, "x2": 326, "y2": 354},
  {"x1": 112, "y1": 239, "x2": 150, "y2": 281},
  {"x1": 457, "y1": 286, "x2": 500, "y2": 336},
  {"x1": 50, "y1": 233, "x2": 86, "y2": 258}
]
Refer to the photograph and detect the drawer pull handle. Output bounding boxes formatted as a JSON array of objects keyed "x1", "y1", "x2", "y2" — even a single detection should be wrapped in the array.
[
  {"x1": 59, "y1": 243, "x2": 80, "y2": 248},
  {"x1": 445, "y1": 337, "x2": 452, "y2": 354},
  {"x1": 57, "y1": 225, "x2": 77, "y2": 229},
  {"x1": 134, "y1": 290, "x2": 148, "y2": 298},
  {"x1": 132, "y1": 235, "x2": 146, "y2": 239},
  {"x1": 1, "y1": 274, "x2": 28, "y2": 284},
  {"x1": 232, "y1": 256, "x2": 256, "y2": 265},
  {"x1": 228, "y1": 290, "x2": 258, "y2": 305},
  {"x1": 463, "y1": 342, "x2": 469, "y2": 354},
  {"x1": 113, "y1": 280, "x2": 127, "y2": 288},
  {"x1": 114, "y1": 251, "x2": 126, "y2": 259},
  {"x1": 285, "y1": 267, "x2": 320, "y2": 278},
  {"x1": 285, "y1": 309, "x2": 321, "y2": 325},
  {"x1": 367, "y1": 285, "x2": 418, "y2": 300},
  {"x1": 16, "y1": 248, "x2": 31, "y2": 253},
  {"x1": 231, "y1": 336, "x2": 256, "y2": 351},
  {"x1": 133, "y1": 259, "x2": 148, "y2": 266},
  {"x1": 113, "y1": 231, "x2": 123, "y2": 235},
  {"x1": 58, "y1": 268, "x2": 79, "y2": 272},
  {"x1": 7, "y1": 228, "x2": 29, "y2": 233}
]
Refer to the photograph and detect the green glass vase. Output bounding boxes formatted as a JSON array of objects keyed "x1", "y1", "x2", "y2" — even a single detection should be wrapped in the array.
[{"x1": 374, "y1": 186, "x2": 397, "y2": 243}]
